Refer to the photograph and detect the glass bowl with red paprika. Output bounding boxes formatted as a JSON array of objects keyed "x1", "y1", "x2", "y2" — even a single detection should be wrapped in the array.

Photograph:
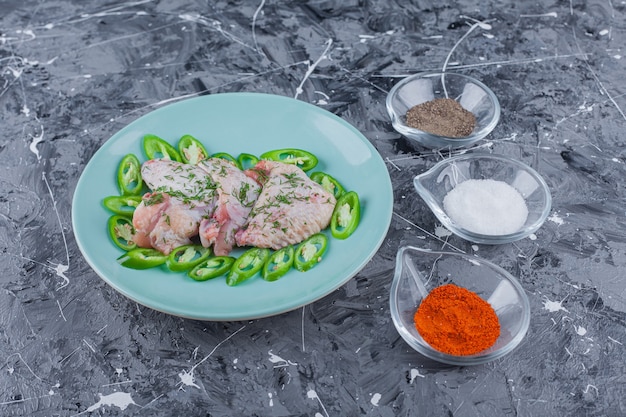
[
  {"x1": 385, "y1": 72, "x2": 500, "y2": 149},
  {"x1": 390, "y1": 246, "x2": 530, "y2": 366}
]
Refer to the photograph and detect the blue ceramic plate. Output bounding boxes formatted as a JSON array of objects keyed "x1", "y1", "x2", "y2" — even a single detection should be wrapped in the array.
[{"x1": 72, "y1": 93, "x2": 393, "y2": 321}]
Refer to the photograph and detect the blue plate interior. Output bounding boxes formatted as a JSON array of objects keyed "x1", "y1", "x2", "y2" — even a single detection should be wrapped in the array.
[{"x1": 71, "y1": 92, "x2": 393, "y2": 321}]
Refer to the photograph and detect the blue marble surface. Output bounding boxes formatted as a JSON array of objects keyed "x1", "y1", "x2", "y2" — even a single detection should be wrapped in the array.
[{"x1": 1, "y1": 0, "x2": 625, "y2": 416}]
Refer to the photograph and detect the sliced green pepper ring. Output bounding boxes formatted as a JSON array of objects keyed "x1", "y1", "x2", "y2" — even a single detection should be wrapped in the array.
[
  {"x1": 188, "y1": 256, "x2": 235, "y2": 281},
  {"x1": 309, "y1": 171, "x2": 345, "y2": 199},
  {"x1": 117, "y1": 153, "x2": 143, "y2": 196},
  {"x1": 331, "y1": 191, "x2": 361, "y2": 240},
  {"x1": 142, "y1": 134, "x2": 182, "y2": 162},
  {"x1": 107, "y1": 215, "x2": 137, "y2": 251},
  {"x1": 103, "y1": 195, "x2": 143, "y2": 217},
  {"x1": 237, "y1": 153, "x2": 259, "y2": 170},
  {"x1": 262, "y1": 245, "x2": 294, "y2": 282},
  {"x1": 166, "y1": 244, "x2": 212, "y2": 272},
  {"x1": 212, "y1": 152, "x2": 241, "y2": 169},
  {"x1": 178, "y1": 134, "x2": 209, "y2": 165},
  {"x1": 260, "y1": 148, "x2": 318, "y2": 171},
  {"x1": 117, "y1": 248, "x2": 167, "y2": 270},
  {"x1": 294, "y1": 233, "x2": 328, "y2": 272},
  {"x1": 226, "y1": 247, "x2": 270, "y2": 286}
]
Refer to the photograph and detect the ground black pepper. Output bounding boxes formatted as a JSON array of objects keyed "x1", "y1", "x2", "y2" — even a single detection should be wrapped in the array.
[{"x1": 405, "y1": 98, "x2": 476, "y2": 138}]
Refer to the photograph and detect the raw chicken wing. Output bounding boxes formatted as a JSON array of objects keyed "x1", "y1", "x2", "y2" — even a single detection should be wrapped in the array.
[
  {"x1": 197, "y1": 158, "x2": 261, "y2": 256},
  {"x1": 235, "y1": 160, "x2": 336, "y2": 250},
  {"x1": 132, "y1": 160, "x2": 217, "y2": 255}
]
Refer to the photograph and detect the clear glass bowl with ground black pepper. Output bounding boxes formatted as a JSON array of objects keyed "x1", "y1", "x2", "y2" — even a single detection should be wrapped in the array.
[
  {"x1": 386, "y1": 72, "x2": 500, "y2": 149},
  {"x1": 390, "y1": 246, "x2": 531, "y2": 366},
  {"x1": 413, "y1": 153, "x2": 552, "y2": 245}
]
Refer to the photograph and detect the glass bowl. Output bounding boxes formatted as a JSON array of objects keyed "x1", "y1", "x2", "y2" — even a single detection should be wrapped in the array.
[
  {"x1": 390, "y1": 246, "x2": 531, "y2": 366},
  {"x1": 386, "y1": 72, "x2": 500, "y2": 149},
  {"x1": 413, "y1": 153, "x2": 552, "y2": 244}
]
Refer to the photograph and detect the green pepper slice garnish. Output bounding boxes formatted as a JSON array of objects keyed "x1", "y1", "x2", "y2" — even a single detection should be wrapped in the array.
[
  {"x1": 117, "y1": 248, "x2": 167, "y2": 270},
  {"x1": 116, "y1": 153, "x2": 143, "y2": 196},
  {"x1": 294, "y1": 233, "x2": 328, "y2": 272},
  {"x1": 107, "y1": 215, "x2": 137, "y2": 251},
  {"x1": 166, "y1": 244, "x2": 212, "y2": 272},
  {"x1": 226, "y1": 247, "x2": 270, "y2": 286},
  {"x1": 260, "y1": 148, "x2": 318, "y2": 171},
  {"x1": 103, "y1": 195, "x2": 142, "y2": 217},
  {"x1": 178, "y1": 134, "x2": 209, "y2": 165},
  {"x1": 142, "y1": 134, "x2": 182, "y2": 162},
  {"x1": 262, "y1": 245, "x2": 294, "y2": 282},
  {"x1": 188, "y1": 256, "x2": 236, "y2": 281},
  {"x1": 309, "y1": 171, "x2": 345, "y2": 199},
  {"x1": 330, "y1": 191, "x2": 360, "y2": 239},
  {"x1": 237, "y1": 153, "x2": 259, "y2": 170},
  {"x1": 211, "y1": 152, "x2": 241, "y2": 169}
]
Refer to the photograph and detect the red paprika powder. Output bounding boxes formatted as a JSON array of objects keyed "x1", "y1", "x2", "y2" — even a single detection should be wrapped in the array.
[{"x1": 414, "y1": 283, "x2": 500, "y2": 356}]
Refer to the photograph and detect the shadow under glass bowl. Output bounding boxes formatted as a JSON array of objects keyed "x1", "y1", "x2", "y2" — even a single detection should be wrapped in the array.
[
  {"x1": 390, "y1": 246, "x2": 531, "y2": 366},
  {"x1": 386, "y1": 72, "x2": 500, "y2": 149},
  {"x1": 413, "y1": 153, "x2": 552, "y2": 245}
]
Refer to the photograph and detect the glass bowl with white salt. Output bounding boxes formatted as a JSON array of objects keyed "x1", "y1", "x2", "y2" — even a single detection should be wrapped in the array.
[
  {"x1": 413, "y1": 153, "x2": 552, "y2": 244},
  {"x1": 385, "y1": 72, "x2": 500, "y2": 149},
  {"x1": 390, "y1": 246, "x2": 531, "y2": 366}
]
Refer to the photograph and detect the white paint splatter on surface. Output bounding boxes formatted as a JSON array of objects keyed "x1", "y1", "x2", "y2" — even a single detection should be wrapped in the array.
[
  {"x1": 307, "y1": 389, "x2": 329, "y2": 417},
  {"x1": 410, "y1": 368, "x2": 425, "y2": 383},
  {"x1": 583, "y1": 384, "x2": 598, "y2": 394},
  {"x1": 442, "y1": 16, "x2": 493, "y2": 74},
  {"x1": 548, "y1": 213, "x2": 565, "y2": 226},
  {"x1": 520, "y1": 12, "x2": 558, "y2": 18},
  {"x1": 85, "y1": 392, "x2": 136, "y2": 412},
  {"x1": 251, "y1": 0, "x2": 266, "y2": 53},
  {"x1": 177, "y1": 326, "x2": 246, "y2": 389},
  {"x1": 434, "y1": 225, "x2": 452, "y2": 238},
  {"x1": 314, "y1": 90, "x2": 330, "y2": 105},
  {"x1": 543, "y1": 297, "x2": 568, "y2": 313},
  {"x1": 178, "y1": 368, "x2": 200, "y2": 389},
  {"x1": 56, "y1": 300, "x2": 67, "y2": 321},
  {"x1": 268, "y1": 350, "x2": 297, "y2": 368},
  {"x1": 42, "y1": 172, "x2": 71, "y2": 289},
  {"x1": 294, "y1": 38, "x2": 333, "y2": 99}
]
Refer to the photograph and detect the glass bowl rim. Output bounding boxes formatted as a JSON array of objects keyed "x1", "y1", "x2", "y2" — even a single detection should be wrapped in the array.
[
  {"x1": 389, "y1": 245, "x2": 531, "y2": 366},
  {"x1": 413, "y1": 152, "x2": 553, "y2": 244},
  {"x1": 385, "y1": 71, "x2": 501, "y2": 148}
]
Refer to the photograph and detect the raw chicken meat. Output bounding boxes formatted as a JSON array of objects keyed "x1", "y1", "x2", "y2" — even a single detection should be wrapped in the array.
[
  {"x1": 140, "y1": 159, "x2": 218, "y2": 204},
  {"x1": 197, "y1": 158, "x2": 261, "y2": 256},
  {"x1": 132, "y1": 193, "x2": 211, "y2": 254},
  {"x1": 235, "y1": 160, "x2": 336, "y2": 250},
  {"x1": 132, "y1": 193, "x2": 168, "y2": 249},
  {"x1": 132, "y1": 160, "x2": 217, "y2": 255},
  {"x1": 132, "y1": 158, "x2": 260, "y2": 256}
]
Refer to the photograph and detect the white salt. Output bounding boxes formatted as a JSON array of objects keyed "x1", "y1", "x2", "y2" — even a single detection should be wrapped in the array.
[{"x1": 443, "y1": 179, "x2": 528, "y2": 235}]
